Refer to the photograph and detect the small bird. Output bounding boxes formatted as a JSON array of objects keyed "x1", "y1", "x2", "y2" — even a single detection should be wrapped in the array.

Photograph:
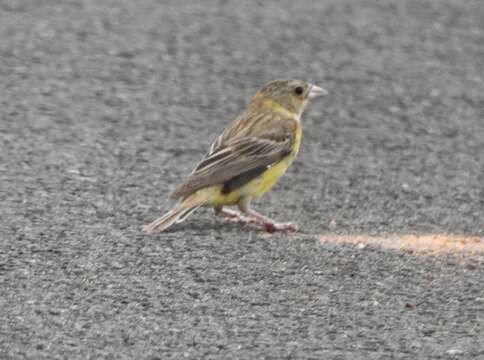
[{"x1": 144, "y1": 79, "x2": 327, "y2": 233}]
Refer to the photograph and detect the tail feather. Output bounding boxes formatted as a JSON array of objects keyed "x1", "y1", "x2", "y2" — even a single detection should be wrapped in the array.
[
  {"x1": 175, "y1": 205, "x2": 202, "y2": 224},
  {"x1": 143, "y1": 193, "x2": 205, "y2": 233}
]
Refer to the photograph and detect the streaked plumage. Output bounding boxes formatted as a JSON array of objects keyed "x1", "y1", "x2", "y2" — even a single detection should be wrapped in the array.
[{"x1": 144, "y1": 79, "x2": 327, "y2": 233}]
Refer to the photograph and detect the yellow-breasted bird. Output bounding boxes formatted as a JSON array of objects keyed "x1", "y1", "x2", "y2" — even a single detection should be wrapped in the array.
[{"x1": 144, "y1": 79, "x2": 327, "y2": 233}]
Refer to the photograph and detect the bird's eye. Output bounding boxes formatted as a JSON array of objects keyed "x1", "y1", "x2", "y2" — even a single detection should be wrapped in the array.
[{"x1": 294, "y1": 86, "x2": 304, "y2": 95}]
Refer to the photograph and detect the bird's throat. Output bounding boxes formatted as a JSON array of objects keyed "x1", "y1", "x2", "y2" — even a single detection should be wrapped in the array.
[{"x1": 255, "y1": 98, "x2": 301, "y2": 119}]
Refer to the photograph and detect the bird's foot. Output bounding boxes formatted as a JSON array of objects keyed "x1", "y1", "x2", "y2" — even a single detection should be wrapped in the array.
[
  {"x1": 239, "y1": 207, "x2": 299, "y2": 233},
  {"x1": 244, "y1": 215, "x2": 298, "y2": 232},
  {"x1": 215, "y1": 207, "x2": 251, "y2": 225},
  {"x1": 223, "y1": 215, "x2": 249, "y2": 224},
  {"x1": 216, "y1": 206, "x2": 298, "y2": 232},
  {"x1": 226, "y1": 217, "x2": 297, "y2": 232},
  {"x1": 263, "y1": 221, "x2": 298, "y2": 233}
]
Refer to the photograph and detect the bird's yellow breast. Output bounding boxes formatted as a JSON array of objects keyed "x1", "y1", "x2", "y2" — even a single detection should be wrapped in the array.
[{"x1": 202, "y1": 121, "x2": 302, "y2": 206}]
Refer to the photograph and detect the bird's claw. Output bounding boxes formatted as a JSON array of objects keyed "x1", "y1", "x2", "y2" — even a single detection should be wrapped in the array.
[
  {"x1": 264, "y1": 222, "x2": 298, "y2": 233},
  {"x1": 220, "y1": 209, "x2": 298, "y2": 233},
  {"x1": 241, "y1": 217, "x2": 298, "y2": 233}
]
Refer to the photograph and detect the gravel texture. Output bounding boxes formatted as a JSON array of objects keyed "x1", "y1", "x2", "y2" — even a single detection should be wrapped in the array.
[{"x1": 1, "y1": 0, "x2": 483, "y2": 359}]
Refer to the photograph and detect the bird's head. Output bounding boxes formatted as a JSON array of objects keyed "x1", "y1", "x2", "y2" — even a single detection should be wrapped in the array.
[{"x1": 250, "y1": 79, "x2": 327, "y2": 117}]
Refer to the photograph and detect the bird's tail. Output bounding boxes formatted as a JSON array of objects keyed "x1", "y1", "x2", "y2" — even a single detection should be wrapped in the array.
[{"x1": 143, "y1": 192, "x2": 206, "y2": 233}]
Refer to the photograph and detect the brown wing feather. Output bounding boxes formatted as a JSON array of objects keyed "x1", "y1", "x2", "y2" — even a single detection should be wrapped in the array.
[
  {"x1": 170, "y1": 110, "x2": 298, "y2": 199},
  {"x1": 170, "y1": 134, "x2": 293, "y2": 199}
]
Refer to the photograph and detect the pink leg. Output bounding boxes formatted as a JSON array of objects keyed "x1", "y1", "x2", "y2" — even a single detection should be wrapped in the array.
[
  {"x1": 214, "y1": 206, "x2": 253, "y2": 224},
  {"x1": 238, "y1": 197, "x2": 298, "y2": 233}
]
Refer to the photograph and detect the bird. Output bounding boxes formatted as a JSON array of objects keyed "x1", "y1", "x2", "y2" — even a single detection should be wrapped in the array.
[{"x1": 144, "y1": 79, "x2": 327, "y2": 233}]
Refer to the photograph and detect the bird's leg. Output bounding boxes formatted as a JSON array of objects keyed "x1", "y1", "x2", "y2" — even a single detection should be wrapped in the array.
[
  {"x1": 214, "y1": 206, "x2": 249, "y2": 224},
  {"x1": 238, "y1": 197, "x2": 298, "y2": 233}
]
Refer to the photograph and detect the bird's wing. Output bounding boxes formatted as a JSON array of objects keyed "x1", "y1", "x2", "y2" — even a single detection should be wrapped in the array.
[{"x1": 170, "y1": 130, "x2": 294, "y2": 199}]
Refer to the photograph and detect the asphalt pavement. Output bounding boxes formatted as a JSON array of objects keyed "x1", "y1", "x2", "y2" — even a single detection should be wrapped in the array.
[{"x1": 1, "y1": 0, "x2": 483, "y2": 359}]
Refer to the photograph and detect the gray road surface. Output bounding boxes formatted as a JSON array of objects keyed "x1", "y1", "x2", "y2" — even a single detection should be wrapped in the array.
[{"x1": 1, "y1": 1, "x2": 483, "y2": 359}]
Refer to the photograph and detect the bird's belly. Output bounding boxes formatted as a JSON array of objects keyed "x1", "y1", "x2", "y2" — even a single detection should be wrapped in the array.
[
  {"x1": 199, "y1": 185, "x2": 241, "y2": 206},
  {"x1": 200, "y1": 157, "x2": 294, "y2": 207},
  {"x1": 247, "y1": 156, "x2": 293, "y2": 197}
]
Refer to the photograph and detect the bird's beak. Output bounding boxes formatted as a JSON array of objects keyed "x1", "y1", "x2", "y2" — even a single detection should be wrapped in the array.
[{"x1": 308, "y1": 85, "x2": 328, "y2": 99}]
